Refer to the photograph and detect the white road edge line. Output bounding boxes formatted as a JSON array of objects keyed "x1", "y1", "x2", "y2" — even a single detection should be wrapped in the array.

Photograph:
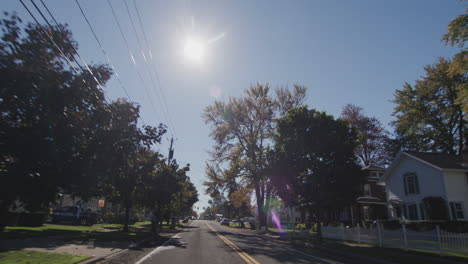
[{"x1": 134, "y1": 220, "x2": 196, "y2": 264}]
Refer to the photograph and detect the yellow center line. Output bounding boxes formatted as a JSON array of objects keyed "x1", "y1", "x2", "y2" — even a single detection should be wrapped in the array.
[{"x1": 207, "y1": 223, "x2": 260, "y2": 264}]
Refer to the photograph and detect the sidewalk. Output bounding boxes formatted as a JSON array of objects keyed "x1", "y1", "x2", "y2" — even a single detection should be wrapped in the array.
[{"x1": 0, "y1": 231, "x2": 151, "y2": 260}]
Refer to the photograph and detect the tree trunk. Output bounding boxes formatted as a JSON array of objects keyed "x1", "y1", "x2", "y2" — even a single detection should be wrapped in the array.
[
  {"x1": 254, "y1": 184, "x2": 266, "y2": 230},
  {"x1": 123, "y1": 198, "x2": 131, "y2": 232},
  {"x1": 0, "y1": 202, "x2": 10, "y2": 232}
]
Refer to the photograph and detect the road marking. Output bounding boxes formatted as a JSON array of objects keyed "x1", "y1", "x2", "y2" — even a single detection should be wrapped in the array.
[
  {"x1": 206, "y1": 223, "x2": 260, "y2": 264},
  {"x1": 215, "y1": 223, "x2": 342, "y2": 264},
  {"x1": 134, "y1": 221, "x2": 195, "y2": 264}
]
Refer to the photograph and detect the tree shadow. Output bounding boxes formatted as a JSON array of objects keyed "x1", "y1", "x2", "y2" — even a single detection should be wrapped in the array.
[{"x1": 207, "y1": 230, "x2": 350, "y2": 264}]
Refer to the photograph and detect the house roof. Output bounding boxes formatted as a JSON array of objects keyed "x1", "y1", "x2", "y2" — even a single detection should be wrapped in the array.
[
  {"x1": 405, "y1": 151, "x2": 467, "y2": 170},
  {"x1": 380, "y1": 151, "x2": 468, "y2": 183},
  {"x1": 362, "y1": 165, "x2": 386, "y2": 171}
]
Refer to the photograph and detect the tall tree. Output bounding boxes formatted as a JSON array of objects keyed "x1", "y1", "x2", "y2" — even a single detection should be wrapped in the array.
[
  {"x1": 441, "y1": 8, "x2": 467, "y2": 117},
  {"x1": 391, "y1": 57, "x2": 466, "y2": 155},
  {"x1": 203, "y1": 83, "x2": 306, "y2": 228},
  {"x1": 98, "y1": 99, "x2": 166, "y2": 232},
  {"x1": 273, "y1": 107, "x2": 363, "y2": 238},
  {"x1": 341, "y1": 104, "x2": 390, "y2": 167},
  {"x1": 0, "y1": 13, "x2": 111, "y2": 229}
]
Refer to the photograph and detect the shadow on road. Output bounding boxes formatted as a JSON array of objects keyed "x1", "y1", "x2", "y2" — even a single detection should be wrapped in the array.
[{"x1": 207, "y1": 229, "x2": 352, "y2": 264}]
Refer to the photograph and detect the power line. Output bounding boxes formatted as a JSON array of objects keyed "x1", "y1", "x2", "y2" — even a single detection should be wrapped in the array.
[
  {"x1": 30, "y1": 0, "x2": 105, "y2": 93},
  {"x1": 106, "y1": 0, "x2": 163, "y2": 124},
  {"x1": 19, "y1": 0, "x2": 80, "y2": 74},
  {"x1": 20, "y1": 0, "x2": 147, "y2": 126},
  {"x1": 122, "y1": 0, "x2": 175, "y2": 137},
  {"x1": 132, "y1": 0, "x2": 177, "y2": 139},
  {"x1": 74, "y1": 0, "x2": 141, "y2": 119}
]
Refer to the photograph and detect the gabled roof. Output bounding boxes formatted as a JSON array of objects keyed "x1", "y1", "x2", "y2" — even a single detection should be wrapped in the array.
[
  {"x1": 405, "y1": 151, "x2": 467, "y2": 170},
  {"x1": 380, "y1": 151, "x2": 468, "y2": 183}
]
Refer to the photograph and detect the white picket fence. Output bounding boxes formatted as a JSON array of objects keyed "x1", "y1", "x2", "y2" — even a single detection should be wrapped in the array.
[{"x1": 321, "y1": 223, "x2": 468, "y2": 255}]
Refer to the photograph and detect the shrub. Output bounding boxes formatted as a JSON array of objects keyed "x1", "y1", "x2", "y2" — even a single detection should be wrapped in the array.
[
  {"x1": 17, "y1": 212, "x2": 48, "y2": 227},
  {"x1": 422, "y1": 196, "x2": 449, "y2": 220}
]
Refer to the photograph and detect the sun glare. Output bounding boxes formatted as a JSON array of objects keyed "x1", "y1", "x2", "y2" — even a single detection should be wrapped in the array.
[{"x1": 184, "y1": 38, "x2": 205, "y2": 63}]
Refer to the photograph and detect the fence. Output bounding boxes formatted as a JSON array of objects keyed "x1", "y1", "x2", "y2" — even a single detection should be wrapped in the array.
[{"x1": 321, "y1": 223, "x2": 468, "y2": 255}]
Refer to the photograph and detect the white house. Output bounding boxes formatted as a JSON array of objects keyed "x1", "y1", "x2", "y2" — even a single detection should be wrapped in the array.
[{"x1": 380, "y1": 151, "x2": 468, "y2": 221}]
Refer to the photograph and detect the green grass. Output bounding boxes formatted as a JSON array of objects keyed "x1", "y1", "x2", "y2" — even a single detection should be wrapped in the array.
[
  {"x1": 0, "y1": 221, "x2": 181, "y2": 242},
  {"x1": 0, "y1": 250, "x2": 90, "y2": 264},
  {"x1": 1, "y1": 224, "x2": 102, "y2": 240}
]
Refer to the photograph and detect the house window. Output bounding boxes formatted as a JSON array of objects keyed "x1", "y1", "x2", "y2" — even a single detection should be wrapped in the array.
[
  {"x1": 403, "y1": 173, "x2": 420, "y2": 195},
  {"x1": 450, "y1": 202, "x2": 465, "y2": 220},
  {"x1": 407, "y1": 204, "x2": 418, "y2": 220},
  {"x1": 364, "y1": 184, "x2": 372, "y2": 197}
]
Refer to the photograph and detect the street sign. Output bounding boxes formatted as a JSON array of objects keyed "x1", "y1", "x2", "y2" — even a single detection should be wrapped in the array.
[{"x1": 99, "y1": 200, "x2": 105, "y2": 208}]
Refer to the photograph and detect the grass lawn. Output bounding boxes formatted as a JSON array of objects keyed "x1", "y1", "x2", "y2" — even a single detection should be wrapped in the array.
[
  {"x1": 1, "y1": 221, "x2": 180, "y2": 241},
  {"x1": 0, "y1": 221, "x2": 157, "y2": 240},
  {"x1": 1, "y1": 224, "x2": 102, "y2": 240},
  {"x1": 0, "y1": 250, "x2": 90, "y2": 264}
]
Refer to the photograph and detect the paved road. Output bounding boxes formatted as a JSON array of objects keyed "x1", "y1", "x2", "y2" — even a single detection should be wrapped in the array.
[{"x1": 129, "y1": 220, "x2": 352, "y2": 264}]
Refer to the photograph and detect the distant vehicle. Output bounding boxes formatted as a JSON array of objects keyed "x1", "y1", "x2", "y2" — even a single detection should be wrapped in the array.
[
  {"x1": 220, "y1": 218, "x2": 230, "y2": 225},
  {"x1": 182, "y1": 216, "x2": 191, "y2": 223},
  {"x1": 52, "y1": 206, "x2": 97, "y2": 226}
]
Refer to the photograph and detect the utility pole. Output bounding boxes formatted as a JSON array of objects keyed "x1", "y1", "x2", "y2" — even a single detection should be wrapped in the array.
[{"x1": 168, "y1": 137, "x2": 174, "y2": 165}]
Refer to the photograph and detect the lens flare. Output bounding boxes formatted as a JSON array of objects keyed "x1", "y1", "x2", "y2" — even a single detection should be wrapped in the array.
[{"x1": 271, "y1": 211, "x2": 284, "y2": 234}]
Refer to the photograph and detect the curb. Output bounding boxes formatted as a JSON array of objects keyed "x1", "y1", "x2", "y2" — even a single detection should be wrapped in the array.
[{"x1": 79, "y1": 235, "x2": 156, "y2": 264}]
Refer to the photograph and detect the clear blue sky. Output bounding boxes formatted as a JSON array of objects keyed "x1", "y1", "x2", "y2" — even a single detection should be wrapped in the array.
[{"x1": 4, "y1": 0, "x2": 465, "y2": 213}]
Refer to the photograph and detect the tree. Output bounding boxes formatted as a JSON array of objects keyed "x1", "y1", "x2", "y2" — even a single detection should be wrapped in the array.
[
  {"x1": 341, "y1": 104, "x2": 391, "y2": 167},
  {"x1": 141, "y1": 160, "x2": 198, "y2": 232},
  {"x1": 203, "y1": 83, "x2": 306, "y2": 228},
  {"x1": 391, "y1": 57, "x2": 467, "y2": 155},
  {"x1": 0, "y1": 13, "x2": 112, "y2": 229},
  {"x1": 98, "y1": 99, "x2": 165, "y2": 232},
  {"x1": 441, "y1": 8, "x2": 468, "y2": 117},
  {"x1": 273, "y1": 107, "x2": 364, "y2": 238}
]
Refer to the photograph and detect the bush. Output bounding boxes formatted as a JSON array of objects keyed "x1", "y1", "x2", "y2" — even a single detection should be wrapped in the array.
[
  {"x1": 381, "y1": 220, "x2": 401, "y2": 230},
  {"x1": 443, "y1": 221, "x2": 468, "y2": 233},
  {"x1": 17, "y1": 212, "x2": 48, "y2": 227},
  {"x1": 422, "y1": 196, "x2": 449, "y2": 220}
]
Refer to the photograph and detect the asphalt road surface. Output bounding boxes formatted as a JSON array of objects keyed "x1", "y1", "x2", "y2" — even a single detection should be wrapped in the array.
[{"x1": 128, "y1": 220, "x2": 356, "y2": 264}]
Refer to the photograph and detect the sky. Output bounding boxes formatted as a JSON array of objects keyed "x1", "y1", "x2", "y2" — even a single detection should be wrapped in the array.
[{"x1": 3, "y1": 0, "x2": 466, "y2": 213}]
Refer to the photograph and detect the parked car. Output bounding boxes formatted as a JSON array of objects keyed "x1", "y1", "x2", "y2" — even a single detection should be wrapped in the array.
[
  {"x1": 52, "y1": 206, "x2": 97, "y2": 226},
  {"x1": 242, "y1": 217, "x2": 256, "y2": 230},
  {"x1": 220, "y1": 218, "x2": 230, "y2": 225}
]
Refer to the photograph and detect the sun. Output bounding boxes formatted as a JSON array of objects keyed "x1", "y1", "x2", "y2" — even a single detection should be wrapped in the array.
[{"x1": 183, "y1": 38, "x2": 205, "y2": 63}]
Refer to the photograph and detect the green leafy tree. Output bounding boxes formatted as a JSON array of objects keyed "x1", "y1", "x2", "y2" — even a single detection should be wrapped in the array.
[
  {"x1": 441, "y1": 8, "x2": 467, "y2": 117},
  {"x1": 0, "y1": 13, "x2": 111, "y2": 229},
  {"x1": 141, "y1": 160, "x2": 198, "y2": 232},
  {"x1": 203, "y1": 83, "x2": 306, "y2": 228},
  {"x1": 391, "y1": 57, "x2": 466, "y2": 155},
  {"x1": 273, "y1": 107, "x2": 363, "y2": 238},
  {"x1": 98, "y1": 99, "x2": 166, "y2": 232}
]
